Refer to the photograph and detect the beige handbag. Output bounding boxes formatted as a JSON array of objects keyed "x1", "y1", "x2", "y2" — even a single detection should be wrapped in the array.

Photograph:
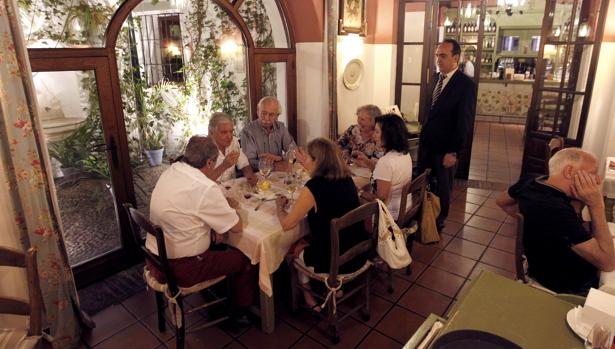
[{"x1": 419, "y1": 191, "x2": 441, "y2": 244}]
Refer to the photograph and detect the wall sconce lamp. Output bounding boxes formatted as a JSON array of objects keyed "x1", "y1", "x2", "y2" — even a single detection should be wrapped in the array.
[
  {"x1": 167, "y1": 43, "x2": 182, "y2": 57},
  {"x1": 578, "y1": 22, "x2": 590, "y2": 37}
]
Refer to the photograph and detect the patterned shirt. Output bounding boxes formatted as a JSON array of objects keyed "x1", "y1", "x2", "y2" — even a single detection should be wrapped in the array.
[
  {"x1": 336, "y1": 124, "x2": 383, "y2": 159},
  {"x1": 240, "y1": 119, "x2": 296, "y2": 170}
]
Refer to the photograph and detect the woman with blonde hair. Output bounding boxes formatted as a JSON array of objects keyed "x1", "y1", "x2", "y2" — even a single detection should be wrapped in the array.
[{"x1": 276, "y1": 137, "x2": 369, "y2": 310}]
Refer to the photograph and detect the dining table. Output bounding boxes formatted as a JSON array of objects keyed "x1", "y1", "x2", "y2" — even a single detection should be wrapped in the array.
[
  {"x1": 222, "y1": 171, "x2": 308, "y2": 333},
  {"x1": 598, "y1": 222, "x2": 615, "y2": 292},
  {"x1": 221, "y1": 166, "x2": 373, "y2": 333}
]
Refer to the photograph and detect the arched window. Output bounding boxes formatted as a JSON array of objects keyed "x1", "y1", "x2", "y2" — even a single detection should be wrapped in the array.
[{"x1": 19, "y1": 0, "x2": 296, "y2": 285}]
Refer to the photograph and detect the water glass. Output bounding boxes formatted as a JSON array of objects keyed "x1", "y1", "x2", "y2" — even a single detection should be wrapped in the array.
[
  {"x1": 259, "y1": 158, "x2": 272, "y2": 178},
  {"x1": 585, "y1": 323, "x2": 614, "y2": 349}
]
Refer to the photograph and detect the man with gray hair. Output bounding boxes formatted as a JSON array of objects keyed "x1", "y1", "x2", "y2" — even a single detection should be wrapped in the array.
[
  {"x1": 146, "y1": 135, "x2": 256, "y2": 321},
  {"x1": 496, "y1": 148, "x2": 615, "y2": 295},
  {"x1": 240, "y1": 96, "x2": 296, "y2": 171},
  {"x1": 208, "y1": 112, "x2": 258, "y2": 185}
]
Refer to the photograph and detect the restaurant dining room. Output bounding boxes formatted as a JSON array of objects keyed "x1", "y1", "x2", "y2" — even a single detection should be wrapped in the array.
[{"x1": 2, "y1": 0, "x2": 615, "y2": 348}]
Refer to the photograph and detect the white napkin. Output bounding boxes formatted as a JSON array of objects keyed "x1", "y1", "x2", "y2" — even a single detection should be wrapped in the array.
[{"x1": 580, "y1": 288, "x2": 615, "y2": 331}]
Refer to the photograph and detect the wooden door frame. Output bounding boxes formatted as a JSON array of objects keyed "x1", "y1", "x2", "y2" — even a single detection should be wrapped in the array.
[
  {"x1": 29, "y1": 53, "x2": 136, "y2": 287},
  {"x1": 252, "y1": 51, "x2": 297, "y2": 140}
]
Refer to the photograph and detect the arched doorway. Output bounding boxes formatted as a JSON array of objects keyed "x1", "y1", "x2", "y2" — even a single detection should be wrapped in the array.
[{"x1": 22, "y1": 0, "x2": 296, "y2": 286}]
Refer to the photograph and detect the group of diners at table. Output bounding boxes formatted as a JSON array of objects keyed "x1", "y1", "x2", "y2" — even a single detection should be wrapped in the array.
[
  {"x1": 144, "y1": 95, "x2": 414, "y2": 326},
  {"x1": 143, "y1": 93, "x2": 615, "y2": 333}
]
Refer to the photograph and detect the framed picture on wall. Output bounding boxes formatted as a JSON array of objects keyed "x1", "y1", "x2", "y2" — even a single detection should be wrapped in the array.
[{"x1": 338, "y1": 0, "x2": 366, "y2": 36}]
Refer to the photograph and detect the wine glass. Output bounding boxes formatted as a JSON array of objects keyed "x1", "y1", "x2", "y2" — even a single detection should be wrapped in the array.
[
  {"x1": 259, "y1": 158, "x2": 272, "y2": 179},
  {"x1": 285, "y1": 175, "x2": 298, "y2": 203}
]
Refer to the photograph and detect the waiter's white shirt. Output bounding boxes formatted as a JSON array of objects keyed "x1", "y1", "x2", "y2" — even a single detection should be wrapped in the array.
[
  {"x1": 215, "y1": 137, "x2": 250, "y2": 182},
  {"x1": 146, "y1": 162, "x2": 239, "y2": 258}
]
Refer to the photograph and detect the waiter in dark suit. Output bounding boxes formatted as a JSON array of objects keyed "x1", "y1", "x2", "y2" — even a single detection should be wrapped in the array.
[{"x1": 418, "y1": 39, "x2": 476, "y2": 230}]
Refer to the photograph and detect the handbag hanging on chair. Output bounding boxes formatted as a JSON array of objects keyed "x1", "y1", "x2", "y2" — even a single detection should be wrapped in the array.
[
  {"x1": 376, "y1": 200, "x2": 412, "y2": 269},
  {"x1": 419, "y1": 190, "x2": 441, "y2": 244}
]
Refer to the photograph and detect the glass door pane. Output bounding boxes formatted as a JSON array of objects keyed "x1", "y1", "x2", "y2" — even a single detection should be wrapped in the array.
[
  {"x1": 260, "y1": 62, "x2": 288, "y2": 125},
  {"x1": 33, "y1": 70, "x2": 121, "y2": 266}
]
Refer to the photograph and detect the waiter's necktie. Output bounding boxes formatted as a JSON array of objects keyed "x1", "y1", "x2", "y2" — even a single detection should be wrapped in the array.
[{"x1": 431, "y1": 73, "x2": 446, "y2": 109}]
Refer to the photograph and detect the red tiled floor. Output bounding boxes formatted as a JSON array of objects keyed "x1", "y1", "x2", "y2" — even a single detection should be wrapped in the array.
[
  {"x1": 490, "y1": 235, "x2": 516, "y2": 253},
  {"x1": 465, "y1": 215, "x2": 502, "y2": 233},
  {"x1": 356, "y1": 330, "x2": 402, "y2": 349},
  {"x1": 375, "y1": 306, "x2": 425, "y2": 344},
  {"x1": 456, "y1": 226, "x2": 495, "y2": 246},
  {"x1": 307, "y1": 317, "x2": 370, "y2": 349},
  {"x1": 497, "y1": 222, "x2": 518, "y2": 237},
  {"x1": 92, "y1": 323, "x2": 160, "y2": 349},
  {"x1": 291, "y1": 336, "x2": 326, "y2": 349},
  {"x1": 475, "y1": 206, "x2": 508, "y2": 222},
  {"x1": 416, "y1": 266, "x2": 465, "y2": 298},
  {"x1": 447, "y1": 210, "x2": 473, "y2": 224},
  {"x1": 411, "y1": 243, "x2": 441, "y2": 264},
  {"x1": 431, "y1": 251, "x2": 477, "y2": 278},
  {"x1": 444, "y1": 237, "x2": 487, "y2": 260},
  {"x1": 165, "y1": 324, "x2": 234, "y2": 349},
  {"x1": 396, "y1": 260, "x2": 428, "y2": 282},
  {"x1": 398, "y1": 284, "x2": 453, "y2": 317},
  {"x1": 480, "y1": 247, "x2": 516, "y2": 273},
  {"x1": 83, "y1": 305, "x2": 138, "y2": 347},
  {"x1": 441, "y1": 221, "x2": 463, "y2": 236},
  {"x1": 239, "y1": 322, "x2": 302, "y2": 349}
]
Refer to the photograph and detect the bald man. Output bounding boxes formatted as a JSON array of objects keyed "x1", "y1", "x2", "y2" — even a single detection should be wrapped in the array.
[{"x1": 497, "y1": 148, "x2": 615, "y2": 295}]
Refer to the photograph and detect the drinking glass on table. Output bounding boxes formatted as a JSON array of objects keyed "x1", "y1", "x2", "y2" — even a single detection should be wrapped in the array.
[
  {"x1": 585, "y1": 323, "x2": 614, "y2": 349},
  {"x1": 259, "y1": 157, "x2": 272, "y2": 178},
  {"x1": 284, "y1": 174, "x2": 299, "y2": 203}
]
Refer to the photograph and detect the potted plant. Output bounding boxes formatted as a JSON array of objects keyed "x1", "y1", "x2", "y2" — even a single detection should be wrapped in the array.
[{"x1": 139, "y1": 81, "x2": 175, "y2": 166}]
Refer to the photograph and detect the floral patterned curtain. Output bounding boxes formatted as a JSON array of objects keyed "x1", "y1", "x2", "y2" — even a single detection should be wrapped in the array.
[{"x1": 0, "y1": 0, "x2": 86, "y2": 347}]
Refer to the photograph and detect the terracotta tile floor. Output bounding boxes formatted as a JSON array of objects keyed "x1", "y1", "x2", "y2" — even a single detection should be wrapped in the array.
[
  {"x1": 76, "y1": 185, "x2": 517, "y2": 349},
  {"x1": 469, "y1": 122, "x2": 524, "y2": 184}
]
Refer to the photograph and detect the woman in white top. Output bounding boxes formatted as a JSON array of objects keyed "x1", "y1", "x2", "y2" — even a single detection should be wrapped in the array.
[{"x1": 353, "y1": 114, "x2": 413, "y2": 220}]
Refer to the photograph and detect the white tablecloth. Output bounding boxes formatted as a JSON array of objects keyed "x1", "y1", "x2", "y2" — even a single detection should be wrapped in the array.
[
  {"x1": 602, "y1": 157, "x2": 615, "y2": 199},
  {"x1": 225, "y1": 172, "x2": 307, "y2": 297}
]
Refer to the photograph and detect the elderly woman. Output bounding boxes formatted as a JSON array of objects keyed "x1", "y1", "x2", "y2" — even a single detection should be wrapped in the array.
[
  {"x1": 354, "y1": 114, "x2": 412, "y2": 220},
  {"x1": 276, "y1": 138, "x2": 369, "y2": 311},
  {"x1": 336, "y1": 104, "x2": 382, "y2": 160}
]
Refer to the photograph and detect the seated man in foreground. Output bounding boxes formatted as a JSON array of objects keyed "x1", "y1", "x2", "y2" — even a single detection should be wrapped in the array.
[
  {"x1": 240, "y1": 96, "x2": 296, "y2": 171},
  {"x1": 145, "y1": 135, "x2": 255, "y2": 321},
  {"x1": 496, "y1": 148, "x2": 615, "y2": 295},
  {"x1": 207, "y1": 112, "x2": 258, "y2": 186}
]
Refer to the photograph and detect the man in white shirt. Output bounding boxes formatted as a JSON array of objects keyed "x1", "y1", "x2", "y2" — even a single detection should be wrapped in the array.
[
  {"x1": 146, "y1": 136, "x2": 255, "y2": 318},
  {"x1": 207, "y1": 112, "x2": 258, "y2": 186}
]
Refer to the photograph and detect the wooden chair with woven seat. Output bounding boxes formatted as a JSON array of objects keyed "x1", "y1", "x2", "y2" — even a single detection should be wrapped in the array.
[
  {"x1": 123, "y1": 203, "x2": 229, "y2": 349},
  {"x1": 371, "y1": 169, "x2": 431, "y2": 291},
  {"x1": 288, "y1": 201, "x2": 379, "y2": 344},
  {"x1": 0, "y1": 246, "x2": 44, "y2": 349}
]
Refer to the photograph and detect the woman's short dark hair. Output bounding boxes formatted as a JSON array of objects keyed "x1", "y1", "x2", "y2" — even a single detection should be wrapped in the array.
[{"x1": 376, "y1": 114, "x2": 409, "y2": 154}]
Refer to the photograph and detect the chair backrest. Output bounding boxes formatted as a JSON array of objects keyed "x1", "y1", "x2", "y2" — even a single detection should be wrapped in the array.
[
  {"x1": 122, "y1": 203, "x2": 179, "y2": 291},
  {"x1": 397, "y1": 169, "x2": 431, "y2": 228},
  {"x1": 514, "y1": 213, "x2": 527, "y2": 282},
  {"x1": 0, "y1": 246, "x2": 43, "y2": 336},
  {"x1": 543, "y1": 136, "x2": 565, "y2": 174},
  {"x1": 328, "y1": 201, "x2": 380, "y2": 283}
]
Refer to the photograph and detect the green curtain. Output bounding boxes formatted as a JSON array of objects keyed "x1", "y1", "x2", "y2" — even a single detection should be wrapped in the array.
[{"x1": 0, "y1": 0, "x2": 86, "y2": 347}]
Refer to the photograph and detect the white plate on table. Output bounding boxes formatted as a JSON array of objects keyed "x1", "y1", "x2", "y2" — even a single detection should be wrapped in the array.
[
  {"x1": 566, "y1": 306, "x2": 591, "y2": 340},
  {"x1": 349, "y1": 164, "x2": 371, "y2": 179}
]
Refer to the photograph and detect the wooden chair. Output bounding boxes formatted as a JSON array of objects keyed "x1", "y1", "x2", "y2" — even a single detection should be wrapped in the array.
[
  {"x1": 289, "y1": 201, "x2": 379, "y2": 344},
  {"x1": 543, "y1": 136, "x2": 565, "y2": 174},
  {"x1": 123, "y1": 204, "x2": 228, "y2": 349},
  {"x1": 0, "y1": 246, "x2": 44, "y2": 349},
  {"x1": 399, "y1": 169, "x2": 431, "y2": 277}
]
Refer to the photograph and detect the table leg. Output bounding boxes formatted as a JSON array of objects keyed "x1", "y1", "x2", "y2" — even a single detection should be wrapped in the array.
[{"x1": 260, "y1": 275, "x2": 275, "y2": 333}]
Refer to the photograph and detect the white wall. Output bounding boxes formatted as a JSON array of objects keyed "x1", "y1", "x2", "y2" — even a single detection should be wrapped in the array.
[
  {"x1": 583, "y1": 42, "x2": 615, "y2": 177},
  {"x1": 336, "y1": 40, "x2": 397, "y2": 134},
  {"x1": 295, "y1": 42, "x2": 328, "y2": 146}
]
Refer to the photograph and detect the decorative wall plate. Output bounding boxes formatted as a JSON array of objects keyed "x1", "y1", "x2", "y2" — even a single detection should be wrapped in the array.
[{"x1": 343, "y1": 58, "x2": 364, "y2": 90}]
